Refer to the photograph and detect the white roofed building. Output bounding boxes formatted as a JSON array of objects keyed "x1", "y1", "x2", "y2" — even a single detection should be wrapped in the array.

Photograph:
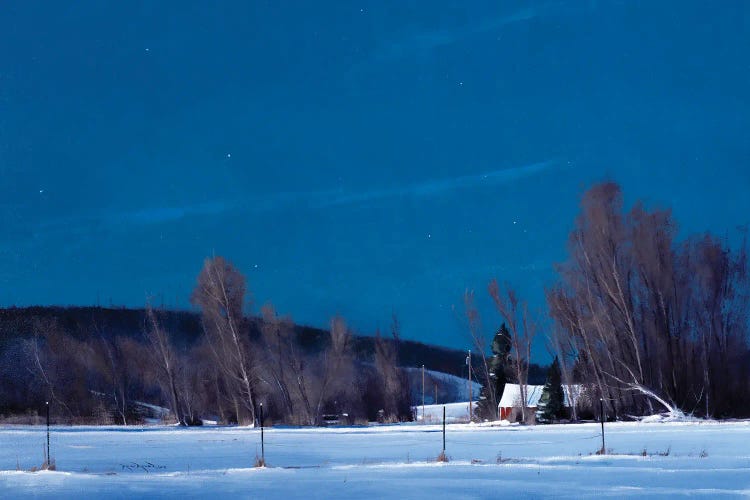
[{"x1": 498, "y1": 383, "x2": 582, "y2": 421}]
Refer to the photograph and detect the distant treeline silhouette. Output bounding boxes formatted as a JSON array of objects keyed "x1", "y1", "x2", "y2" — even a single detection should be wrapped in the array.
[
  {"x1": 0, "y1": 301, "x2": 544, "y2": 425},
  {"x1": 4, "y1": 181, "x2": 741, "y2": 424}
]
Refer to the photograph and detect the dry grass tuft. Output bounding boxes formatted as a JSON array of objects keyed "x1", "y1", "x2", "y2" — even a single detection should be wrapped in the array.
[{"x1": 27, "y1": 460, "x2": 55, "y2": 472}]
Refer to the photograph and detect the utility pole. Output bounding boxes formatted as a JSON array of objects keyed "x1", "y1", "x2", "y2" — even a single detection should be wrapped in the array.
[
  {"x1": 468, "y1": 350, "x2": 473, "y2": 421},
  {"x1": 422, "y1": 364, "x2": 425, "y2": 423}
]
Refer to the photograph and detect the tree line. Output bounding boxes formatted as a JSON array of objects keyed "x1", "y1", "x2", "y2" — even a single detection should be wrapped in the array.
[
  {"x1": 4, "y1": 180, "x2": 745, "y2": 424},
  {"x1": 548, "y1": 182, "x2": 749, "y2": 418},
  {"x1": 468, "y1": 182, "x2": 749, "y2": 422},
  {"x1": 0, "y1": 257, "x2": 414, "y2": 425}
]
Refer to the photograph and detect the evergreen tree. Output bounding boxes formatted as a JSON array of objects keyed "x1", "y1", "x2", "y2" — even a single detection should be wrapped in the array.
[
  {"x1": 538, "y1": 356, "x2": 565, "y2": 423},
  {"x1": 476, "y1": 324, "x2": 511, "y2": 420}
]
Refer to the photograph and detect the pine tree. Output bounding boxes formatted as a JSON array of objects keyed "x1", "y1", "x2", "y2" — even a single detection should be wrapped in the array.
[
  {"x1": 538, "y1": 356, "x2": 565, "y2": 423},
  {"x1": 477, "y1": 324, "x2": 511, "y2": 420}
]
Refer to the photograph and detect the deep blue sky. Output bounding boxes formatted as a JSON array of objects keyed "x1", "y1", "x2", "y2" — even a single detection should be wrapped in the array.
[{"x1": 1, "y1": 1, "x2": 748, "y2": 358}]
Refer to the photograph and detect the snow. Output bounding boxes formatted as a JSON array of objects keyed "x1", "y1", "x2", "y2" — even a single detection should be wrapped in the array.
[
  {"x1": 403, "y1": 367, "x2": 482, "y2": 403},
  {"x1": 498, "y1": 384, "x2": 545, "y2": 408},
  {"x1": 637, "y1": 412, "x2": 702, "y2": 424},
  {"x1": 132, "y1": 401, "x2": 171, "y2": 418},
  {"x1": 2, "y1": 420, "x2": 750, "y2": 498},
  {"x1": 498, "y1": 384, "x2": 583, "y2": 408},
  {"x1": 415, "y1": 402, "x2": 476, "y2": 423}
]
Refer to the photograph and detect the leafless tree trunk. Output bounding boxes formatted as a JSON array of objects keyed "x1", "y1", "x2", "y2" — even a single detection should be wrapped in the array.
[
  {"x1": 26, "y1": 319, "x2": 75, "y2": 419},
  {"x1": 97, "y1": 335, "x2": 128, "y2": 425},
  {"x1": 462, "y1": 290, "x2": 498, "y2": 421},
  {"x1": 259, "y1": 304, "x2": 296, "y2": 421},
  {"x1": 311, "y1": 316, "x2": 355, "y2": 425},
  {"x1": 144, "y1": 305, "x2": 186, "y2": 425},
  {"x1": 374, "y1": 314, "x2": 411, "y2": 421},
  {"x1": 489, "y1": 281, "x2": 535, "y2": 423},
  {"x1": 547, "y1": 182, "x2": 750, "y2": 418},
  {"x1": 549, "y1": 323, "x2": 577, "y2": 420},
  {"x1": 191, "y1": 256, "x2": 257, "y2": 425}
]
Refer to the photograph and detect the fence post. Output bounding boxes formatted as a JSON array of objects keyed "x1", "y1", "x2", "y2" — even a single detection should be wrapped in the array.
[
  {"x1": 600, "y1": 398, "x2": 605, "y2": 454},
  {"x1": 468, "y1": 350, "x2": 472, "y2": 421},
  {"x1": 46, "y1": 401, "x2": 50, "y2": 466},
  {"x1": 442, "y1": 406, "x2": 446, "y2": 453},
  {"x1": 422, "y1": 364, "x2": 425, "y2": 423},
  {"x1": 260, "y1": 403, "x2": 265, "y2": 465}
]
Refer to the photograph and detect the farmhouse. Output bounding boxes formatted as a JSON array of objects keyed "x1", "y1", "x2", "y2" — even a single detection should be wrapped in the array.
[{"x1": 498, "y1": 383, "x2": 582, "y2": 421}]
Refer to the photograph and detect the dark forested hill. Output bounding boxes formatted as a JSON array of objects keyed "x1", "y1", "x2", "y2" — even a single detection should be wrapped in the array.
[
  {"x1": 0, "y1": 306, "x2": 547, "y2": 424},
  {"x1": 0, "y1": 306, "x2": 546, "y2": 380}
]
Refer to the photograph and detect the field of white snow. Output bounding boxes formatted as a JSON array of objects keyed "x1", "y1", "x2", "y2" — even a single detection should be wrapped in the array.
[{"x1": 2, "y1": 420, "x2": 750, "y2": 498}]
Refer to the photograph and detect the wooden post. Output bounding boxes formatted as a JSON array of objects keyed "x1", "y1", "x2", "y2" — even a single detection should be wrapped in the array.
[
  {"x1": 468, "y1": 350, "x2": 472, "y2": 421},
  {"x1": 600, "y1": 398, "x2": 605, "y2": 454},
  {"x1": 260, "y1": 403, "x2": 265, "y2": 465},
  {"x1": 442, "y1": 406, "x2": 446, "y2": 453},
  {"x1": 422, "y1": 364, "x2": 425, "y2": 423},
  {"x1": 45, "y1": 401, "x2": 50, "y2": 466}
]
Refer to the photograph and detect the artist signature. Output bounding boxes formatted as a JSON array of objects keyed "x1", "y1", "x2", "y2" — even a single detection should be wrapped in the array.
[{"x1": 120, "y1": 461, "x2": 166, "y2": 473}]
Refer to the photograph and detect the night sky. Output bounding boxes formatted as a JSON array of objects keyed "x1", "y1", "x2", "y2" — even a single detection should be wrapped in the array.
[{"x1": 1, "y1": 1, "x2": 748, "y2": 357}]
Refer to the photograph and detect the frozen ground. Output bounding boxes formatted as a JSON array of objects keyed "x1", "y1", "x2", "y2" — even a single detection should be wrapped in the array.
[{"x1": 1, "y1": 419, "x2": 750, "y2": 498}]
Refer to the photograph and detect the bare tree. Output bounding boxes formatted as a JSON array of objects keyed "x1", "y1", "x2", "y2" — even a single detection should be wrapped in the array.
[
  {"x1": 548, "y1": 182, "x2": 750, "y2": 418},
  {"x1": 26, "y1": 321, "x2": 73, "y2": 418},
  {"x1": 191, "y1": 256, "x2": 257, "y2": 425},
  {"x1": 548, "y1": 323, "x2": 578, "y2": 420},
  {"x1": 311, "y1": 316, "x2": 356, "y2": 425},
  {"x1": 94, "y1": 334, "x2": 129, "y2": 425},
  {"x1": 461, "y1": 290, "x2": 498, "y2": 421},
  {"x1": 374, "y1": 314, "x2": 411, "y2": 422},
  {"x1": 488, "y1": 281, "x2": 536, "y2": 423},
  {"x1": 259, "y1": 304, "x2": 296, "y2": 422},
  {"x1": 144, "y1": 305, "x2": 186, "y2": 425}
]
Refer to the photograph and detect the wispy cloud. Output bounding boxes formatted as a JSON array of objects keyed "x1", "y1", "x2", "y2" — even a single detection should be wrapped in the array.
[
  {"x1": 27, "y1": 160, "x2": 559, "y2": 239},
  {"x1": 315, "y1": 160, "x2": 556, "y2": 207},
  {"x1": 111, "y1": 160, "x2": 558, "y2": 219},
  {"x1": 112, "y1": 201, "x2": 231, "y2": 225},
  {"x1": 370, "y1": 6, "x2": 540, "y2": 62}
]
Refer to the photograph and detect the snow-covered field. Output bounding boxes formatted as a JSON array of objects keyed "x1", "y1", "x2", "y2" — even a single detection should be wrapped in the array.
[{"x1": 2, "y1": 420, "x2": 750, "y2": 498}]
